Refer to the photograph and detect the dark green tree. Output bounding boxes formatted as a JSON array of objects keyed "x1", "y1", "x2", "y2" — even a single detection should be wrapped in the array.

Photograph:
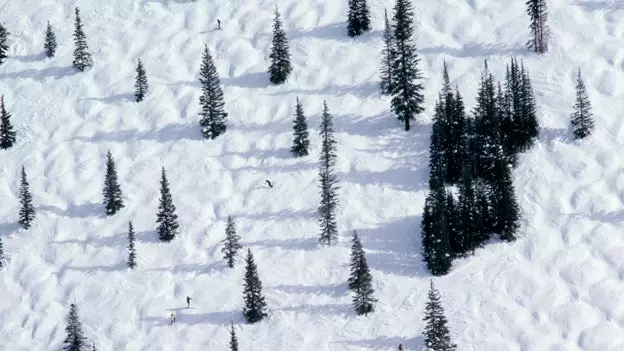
[
  {"x1": 379, "y1": 9, "x2": 395, "y2": 95},
  {"x1": 0, "y1": 95, "x2": 16, "y2": 149},
  {"x1": 268, "y1": 6, "x2": 292, "y2": 84},
  {"x1": 490, "y1": 160, "x2": 521, "y2": 242},
  {"x1": 349, "y1": 232, "x2": 376, "y2": 315},
  {"x1": 428, "y1": 98, "x2": 447, "y2": 190},
  {"x1": 290, "y1": 97, "x2": 310, "y2": 157},
  {"x1": 72, "y1": 7, "x2": 92, "y2": 72},
  {"x1": 456, "y1": 165, "x2": 477, "y2": 255},
  {"x1": 0, "y1": 24, "x2": 8, "y2": 65},
  {"x1": 444, "y1": 192, "x2": 461, "y2": 257},
  {"x1": 422, "y1": 280, "x2": 457, "y2": 351},
  {"x1": 526, "y1": 0, "x2": 548, "y2": 54},
  {"x1": 134, "y1": 58, "x2": 148, "y2": 102},
  {"x1": 198, "y1": 45, "x2": 228, "y2": 139},
  {"x1": 44, "y1": 21, "x2": 57, "y2": 58},
  {"x1": 18, "y1": 166, "x2": 35, "y2": 230},
  {"x1": 62, "y1": 303, "x2": 88, "y2": 351},
  {"x1": 221, "y1": 215, "x2": 242, "y2": 268},
  {"x1": 318, "y1": 101, "x2": 339, "y2": 245},
  {"x1": 127, "y1": 221, "x2": 137, "y2": 269},
  {"x1": 421, "y1": 187, "x2": 453, "y2": 276},
  {"x1": 156, "y1": 167, "x2": 179, "y2": 242},
  {"x1": 347, "y1": 0, "x2": 371, "y2": 37},
  {"x1": 242, "y1": 249, "x2": 268, "y2": 323},
  {"x1": 229, "y1": 322, "x2": 239, "y2": 351},
  {"x1": 0, "y1": 236, "x2": 4, "y2": 269},
  {"x1": 347, "y1": 230, "x2": 363, "y2": 290},
  {"x1": 474, "y1": 178, "x2": 494, "y2": 245},
  {"x1": 442, "y1": 65, "x2": 467, "y2": 184},
  {"x1": 103, "y1": 150, "x2": 124, "y2": 216},
  {"x1": 570, "y1": 69, "x2": 594, "y2": 140}
]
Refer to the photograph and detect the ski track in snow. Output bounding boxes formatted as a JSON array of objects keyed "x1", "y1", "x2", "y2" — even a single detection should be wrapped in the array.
[{"x1": 1, "y1": 0, "x2": 624, "y2": 349}]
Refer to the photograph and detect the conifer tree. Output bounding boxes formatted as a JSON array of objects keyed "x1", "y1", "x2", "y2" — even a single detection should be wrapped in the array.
[
  {"x1": 444, "y1": 192, "x2": 461, "y2": 257},
  {"x1": 518, "y1": 62, "x2": 539, "y2": 149},
  {"x1": 198, "y1": 45, "x2": 228, "y2": 139},
  {"x1": 421, "y1": 186, "x2": 453, "y2": 276},
  {"x1": 350, "y1": 233, "x2": 376, "y2": 315},
  {"x1": 443, "y1": 66, "x2": 467, "y2": 184},
  {"x1": 347, "y1": 0, "x2": 371, "y2": 37},
  {"x1": 221, "y1": 215, "x2": 242, "y2": 268},
  {"x1": 428, "y1": 99, "x2": 447, "y2": 190},
  {"x1": 102, "y1": 150, "x2": 124, "y2": 216},
  {"x1": 44, "y1": 21, "x2": 57, "y2": 58},
  {"x1": 390, "y1": 0, "x2": 424, "y2": 131},
  {"x1": 456, "y1": 165, "x2": 477, "y2": 255},
  {"x1": 0, "y1": 236, "x2": 4, "y2": 269},
  {"x1": 0, "y1": 24, "x2": 8, "y2": 66},
  {"x1": 72, "y1": 7, "x2": 92, "y2": 72},
  {"x1": 18, "y1": 166, "x2": 35, "y2": 230},
  {"x1": 318, "y1": 101, "x2": 339, "y2": 245},
  {"x1": 127, "y1": 221, "x2": 137, "y2": 269},
  {"x1": 379, "y1": 9, "x2": 395, "y2": 95},
  {"x1": 422, "y1": 280, "x2": 457, "y2": 351},
  {"x1": 490, "y1": 160, "x2": 521, "y2": 242},
  {"x1": 62, "y1": 303, "x2": 88, "y2": 351},
  {"x1": 134, "y1": 58, "x2": 148, "y2": 102},
  {"x1": 347, "y1": 230, "x2": 363, "y2": 290},
  {"x1": 156, "y1": 167, "x2": 179, "y2": 242},
  {"x1": 526, "y1": 0, "x2": 548, "y2": 54},
  {"x1": 268, "y1": 6, "x2": 292, "y2": 84},
  {"x1": 242, "y1": 249, "x2": 268, "y2": 323},
  {"x1": 229, "y1": 322, "x2": 239, "y2": 351},
  {"x1": 0, "y1": 95, "x2": 16, "y2": 150},
  {"x1": 570, "y1": 69, "x2": 594, "y2": 140},
  {"x1": 290, "y1": 97, "x2": 310, "y2": 157}
]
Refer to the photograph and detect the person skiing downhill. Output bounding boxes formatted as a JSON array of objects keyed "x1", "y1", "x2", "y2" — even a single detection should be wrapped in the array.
[
  {"x1": 265, "y1": 179, "x2": 273, "y2": 188},
  {"x1": 398, "y1": 344, "x2": 404, "y2": 351},
  {"x1": 170, "y1": 312, "x2": 176, "y2": 325},
  {"x1": 186, "y1": 296, "x2": 192, "y2": 308},
  {"x1": 217, "y1": 19, "x2": 221, "y2": 30}
]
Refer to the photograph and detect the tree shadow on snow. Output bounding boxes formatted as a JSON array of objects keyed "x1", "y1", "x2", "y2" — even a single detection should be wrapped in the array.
[
  {"x1": 12, "y1": 53, "x2": 46, "y2": 63},
  {"x1": 270, "y1": 283, "x2": 347, "y2": 298},
  {"x1": 267, "y1": 81, "x2": 379, "y2": 99},
  {"x1": 420, "y1": 42, "x2": 528, "y2": 58},
  {"x1": 333, "y1": 335, "x2": 423, "y2": 350},
  {"x1": 39, "y1": 203, "x2": 104, "y2": 219},
  {"x1": 243, "y1": 237, "x2": 319, "y2": 251},
  {"x1": 146, "y1": 261, "x2": 225, "y2": 275},
  {"x1": 0, "y1": 222, "x2": 19, "y2": 237},
  {"x1": 279, "y1": 303, "x2": 351, "y2": 317},
  {"x1": 573, "y1": 0, "x2": 624, "y2": 11},
  {"x1": 143, "y1": 309, "x2": 242, "y2": 327},
  {"x1": 221, "y1": 71, "x2": 271, "y2": 89},
  {"x1": 134, "y1": 230, "x2": 162, "y2": 244},
  {"x1": 290, "y1": 23, "x2": 381, "y2": 43},
  {"x1": 70, "y1": 123, "x2": 203, "y2": 143},
  {"x1": 235, "y1": 208, "x2": 316, "y2": 222},
  {"x1": 540, "y1": 128, "x2": 569, "y2": 145},
  {"x1": 0, "y1": 66, "x2": 75, "y2": 81},
  {"x1": 83, "y1": 92, "x2": 135, "y2": 105}
]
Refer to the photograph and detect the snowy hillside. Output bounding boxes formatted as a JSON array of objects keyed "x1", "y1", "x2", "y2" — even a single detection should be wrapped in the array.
[{"x1": 1, "y1": 0, "x2": 624, "y2": 349}]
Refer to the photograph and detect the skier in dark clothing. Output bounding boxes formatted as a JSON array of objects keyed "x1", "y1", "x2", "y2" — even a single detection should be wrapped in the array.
[
  {"x1": 186, "y1": 296, "x2": 192, "y2": 308},
  {"x1": 217, "y1": 19, "x2": 221, "y2": 30},
  {"x1": 398, "y1": 344, "x2": 404, "y2": 351},
  {"x1": 170, "y1": 312, "x2": 176, "y2": 325},
  {"x1": 265, "y1": 179, "x2": 273, "y2": 188}
]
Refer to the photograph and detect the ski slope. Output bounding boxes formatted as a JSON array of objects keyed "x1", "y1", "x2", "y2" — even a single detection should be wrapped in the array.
[{"x1": 1, "y1": 0, "x2": 624, "y2": 349}]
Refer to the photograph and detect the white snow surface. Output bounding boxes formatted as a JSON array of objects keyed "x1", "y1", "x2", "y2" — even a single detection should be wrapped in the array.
[{"x1": 1, "y1": 0, "x2": 624, "y2": 349}]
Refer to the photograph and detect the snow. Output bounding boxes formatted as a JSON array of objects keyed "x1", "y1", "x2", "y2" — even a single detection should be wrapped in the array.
[{"x1": 1, "y1": 0, "x2": 624, "y2": 349}]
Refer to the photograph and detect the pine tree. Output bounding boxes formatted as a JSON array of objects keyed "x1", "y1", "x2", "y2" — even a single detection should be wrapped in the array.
[
  {"x1": 421, "y1": 187, "x2": 454, "y2": 276},
  {"x1": 444, "y1": 192, "x2": 461, "y2": 258},
  {"x1": 72, "y1": 7, "x2": 93, "y2": 72},
  {"x1": 390, "y1": 0, "x2": 425, "y2": 131},
  {"x1": 268, "y1": 6, "x2": 292, "y2": 84},
  {"x1": 0, "y1": 236, "x2": 4, "y2": 269},
  {"x1": 0, "y1": 95, "x2": 16, "y2": 150},
  {"x1": 318, "y1": 101, "x2": 339, "y2": 246},
  {"x1": 456, "y1": 165, "x2": 477, "y2": 255},
  {"x1": 490, "y1": 160, "x2": 521, "y2": 242},
  {"x1": 198, "y1": 45, "x2": 228, "y2": 139},
  {"x1": 422, "y1": 280, "x2": 457, "y2": 351},
  {"x1": 62, "y1": 303, "x2": 88, "y2": 351},
  {"x1": 347, "y1": 0, "x2": 371, "y2": 37},
  {"x1": 517, "y1": 62, "x2": 539, "y2": 150},
  {"x1": 350, "y1": 235, "x2": 376, "y2": 315},
  {"x1": 526, "y1": 0, "x2": 548, "y2": 54},
  {"x1": 229, "y1": 322, "x2": 239, "y2": 351},
  {"x1": 18, "y1": 166, "x2": 35, "y2": 230},
  {"x1": 242, "y1": 249, "x2": 268, "y2": 323},
  {"x1": 0, "y1": 24, "x2": 8, "y2": 66},
  {"x1": 347, "y1": 230, "x2": 363, "y2": 290},
  {"x1": 570, "y1": 69, "x2": 594, "y2": 140},
  {"x1": 428, "y1": 99, "x2": 447, "y2": 190},
  {"x1": 134, "y1": 59, "x2": 148, "y2": 102},
  {"x1": 221, "y1": 215, "x2": 242, "y2": 268},
  {"x1": 102, "y1": 150, "x2": 124, "y2": 216},
  {"x1": 379, "y1": 9, "x2": 395, "y2": 95},
  {"x1": 291, "y1": 97, "x2": 310, "y2": 157},
  {"x1": 443, "y1": 66, "x2": 467, "y2": 184},
  {"x1": 127, "y1": 221, "x2": 137, "y2": 269},
  {"x1": 156, "y1": 167, "x2": 179, "y2": 242},
  {"x1": 44, "y1": 21, "x2": 57, "y2": 58}
]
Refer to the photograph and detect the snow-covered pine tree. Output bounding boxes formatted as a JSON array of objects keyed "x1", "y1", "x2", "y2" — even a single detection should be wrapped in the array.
[
  {"x1": 103, "y1": 150, "x2": 124, "y2": 216},
  {"x1": 570, "y1": 69, "x2": 594, "y2": 140},
  {"x1": 490, "y1": 159, "x2": 521, "y2": 242},
  {"x1": 442, "y1": 64, "x2": 467, "y2": 184},
  {"x1": 198, "y1": 45, "x2": 228, "y2": 139},
  {"x1": 428, "y1": 98, "x2": 447, "y2": 190},
  {"x1": 526, "y1": 0, "x2": 548, "y2": 54},
  {"x1": 0, "y1": 236, "x2": 4, "y2": 269},
  {"x1": 456, "y1": 165, "x2": 477, "y2": 256},
  {"x1": 390, "y1": 0, "x2": 424, "y2": 131},
  {"x1": 351, "y1": 236, "x2": 376, "y2": 315},
  {"x1": 318, "y1": 101, "x2": 339, "y2": 246},
  {"x1": 421, "y1": 185, "x2": 454, "y2": 276},
  {"x1": 0, "y1": 95, "x2": 16, "y2": 149},
  {"x1": 445, "y1": 192, "x2": 461, "y2": 258},
  {"x1": 127, "y1": 221, "x2": 137, "y2": 269},
  {"x1": 347, "y1": 230, "x2": 363, "y2": 290},
  {"x1": 347, "y1": 0, "x2": 371, "y2": 37},
  {"x1": 18, "y1": 166, "x2": 35, "y2": 230},
  {"x1": 62, "y1": 303, "x2": 88, "y2": 351},
  {"x1": 72, "y1": 7, "x2": 93, "y2": 72},
  {"x1": 268, "y1": 6, "x2": 292, "y2": 84},
  {"x1": 291, "y1": 97, "x2": 310, "y2": 157},
  {"x1": 221, "y1": 215, "x2": 242, "y2": 268},
  {"x1": 357, "y1": 0, "x2": 371, "y2": 34},
  {"x1": 379, "y1": 9, "x2": 395, "y2": 95},
  {"x1": 518, "y1": 62, "x2": 539, "y2": 149},
  {"x1": 134, "y1": 58, "x2": 148, "y2": 102},
  {"x1": 422, "y1": 280, "x2": 457, "y2": 351},
  {"x1": 242, "y1": 249, "x2": 268, "y2": 323},
  {"x1": 229, "y1": 322, "x2": 239, "y2": 351},
  {"x1": 156, "y1": 167, "x2": 179, "y2": 242},
  {"x1": 44, "y1": 21, "x2": 57, "y2": 58},
  {"x1": 0, "y1": 23, "x2": 8, "y2": 65}
]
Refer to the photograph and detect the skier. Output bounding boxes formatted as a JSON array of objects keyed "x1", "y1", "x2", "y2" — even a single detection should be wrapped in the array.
[
  {"x1": 265, "y1": 179, "x2": 273, "y2": 188},
  {"x1": 398, "y1": 343, "x2": 404, "y2": 351},
  {"x1": 186, "y1": 296, "x2": 192, "y2": 308},
  {"x1": 217, "y1": 19, "x2": 221, "y2": 30},
  {"x1": 170, "y1": 312, "x2": 176, "y2": 325}
]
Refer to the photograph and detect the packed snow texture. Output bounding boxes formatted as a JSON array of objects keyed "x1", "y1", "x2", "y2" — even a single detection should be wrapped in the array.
[{"x1": 1, "y1": 0, "x2": 624, "y2": 349}]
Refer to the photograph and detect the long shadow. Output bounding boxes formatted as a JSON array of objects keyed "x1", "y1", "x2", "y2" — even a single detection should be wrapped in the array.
[
  {"x1": 0, "y1": 222, "x2": 19, "y2": 236},
  {"x1": 270, "y1": 283, "x2": 347, "y2": 298},
  {"x1": 134, "y1": 230, "x2": 162, "y2": 244},
  {"x1": 70, "y1": 123, "x2": 203, "y2": 143},
  {"x1": 83, "y1": 92, "x2": 135, "y2": 105},
  {"x1": 243, "y1": 237, "x2": 319, "y2": 251},
  {"x1": 221, "y1": 71, "x2": 271, "y2": 89},
  {"x1": 333, "y1": 335, "x2": 423, "y2": 350},
  {"x1": 0, "y1": 66, "x2": 74, "y2": 80},
  {"x1": 573, "y1": 0, "x2": 624, "y2": 11},
  {"x1": 540, "y1": 128, "x2": 568, "y2": 145},
  {"x1": 290, "y1": 23, "x2": 381, "y2": 42},
  {"x1": 279, "y1": 303, "x2": 351, "y2": 317},
  {"x1": 12, "y1": 53, "x2": 46, "y2": 63},
  {"x1": 420, "y1": 42, "x2": 528, "y2": 58},
  {"x1": 267, "y1": 81, "x2": 379, "y2": 99},
  {"x1": 145, "y1": 262, "x2": 225, "y2": 275},
  {"x1": 143, "y1": 309, "x2": 242, "y2": 326},
  {"x1": 234, "y1": 208, "x2": 316, "y2": 222},
  {"x1": 39, "y1": 203, "x2": 104, "y2": 219}
]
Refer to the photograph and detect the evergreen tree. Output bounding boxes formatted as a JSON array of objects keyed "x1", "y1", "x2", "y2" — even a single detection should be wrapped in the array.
[
  {"x1": 443, "y1": 66, "x2": 467, "y2": 184},
  {"x1": 44, "y1": 21, "x2": 57, "y2": 58},
  {"x1": 242, "y1": 249, "x2": 268, "y2": 323},
  {"x1": 0, "y1": 236, "x2": 4, "y2": 269},
  {"x1": 379, "y1": 9, "x2": 395, "y2": 95},
  {"x1": 318, "y1": 101, "x2": 339, "y2": 245},
  {"x1": 18, "y1": 166, "x2": 35, "y2": 230},
  {"x1": 268, "y1": 6, "x2": 292, "y2": 84},
  {"x1": 229, "y1": 322, "x2": 239, "y2": 351},
  {"x1": 134, "y1": 58, "x2": 148, "y2": 102},
  {"x1": 422, "y1": 280, "x2": 457, "y2": 351},
  {"x1": 0, "y1": 23, "x2": 8, "y2": 66},
  {"x1": 428, "y1": 98, "x2": 447, "y2": 190},
  {"x1": 518, "y1": 62, "x2": 539, "y2": 149},
  {"x1": 156, "y1": 167, "x2": 179, "y2": 242},
  {"x1": 198, "y1": 45, "x2": 228, "y2": 139},
  {"x1": 456, "y1": 165, "x2": 477, "y2": 255},
  {"x1": 526, "y1": 0, "x2": 548, "y2": 54},
  {"x1": 490, "y1": 160, "x2": 521, "y2": 242},
  {"x1": 72, "y1": 7, "x2": 92, "y2": 72},
  {"x1": 102, "y1": 150, "x2": 124, "y2": 216},
  {"x1": 347, "y1": 230, "x2": 363, "y2": 290},
  {"x1": 350, "y1": 235, "x2": 376, "y2": 315},
  {"x1": 474, "y1": 178, "x2": 494, "y2": 245},
  {"x1": 444, "y1": 192, "x2": 461, "y2": 258},
  {"x1": 347, "y1": 0, "x2": 371, "y2": 37},
  {"x1": 62, "y1": 303, "x2": 88, "y2": 351},
  {"x1": 221, "y1": 215, "x2": 242, "y2": 268},
  {"x1": 127, "y1": 221, "x2": 137, "y2": 269},
  {"x1": 290, "y1": 97, "x2": 310, "y2": 157},
  {"x1": 421, "y1": 186, "x2": 453, "y2": 276},
  {"x1": 0, "y1": 95, "x2": 16, "y2": 149},
  {"x1": 570, "y1": 69, "x2": 594, "y2": 140},
  {"x1": 390, "y1": 0, "x2": 425, "y2": 131}
]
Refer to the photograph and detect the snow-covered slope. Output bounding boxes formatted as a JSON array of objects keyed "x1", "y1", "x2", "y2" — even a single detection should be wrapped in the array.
[{"x1": 1, "y1": 0, "x2": 624, "y2": 349}]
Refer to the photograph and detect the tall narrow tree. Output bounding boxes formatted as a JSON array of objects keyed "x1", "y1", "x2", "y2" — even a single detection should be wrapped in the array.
[
  {"x1": 72, "y1": 7, "x2": 92, "y2": 72},
  {"x1": 62, "y1": 303, "x2": 88, "y2": 351},
  {"x1": 44, "y1": 21, "x2": 57, "y2": 58},
  {"x1": 347, "y1": 230, "x2": 363, "y2": 290},
  {"x1": 0, "y1": 96, "x2": 16, "y2": 149},
  {"x1": 0, "y1": 24, "x2": 8, "y2": 65},
  {"x1": 526, "y1": 0, "x2": 548, "y2": 54},
  {"x1": 347, "y1": 0, "x2": 371, "y2": 37},
  {"x1": 198, "y1": 45, "x2": 228, "y2": 139},
  {"x1": 156, "y1": 167, "x2": 179, "y2": 242},
  {"x1": 422, "y1": 280, "x2": 457, "y2": 351},
  {"x1": 221, "y1": 215, "x2": 242, "y2": 268},
  {"x1": 349, "y1": 232, "x2": 376, "y2": 315},
  {"x1": 0, "y1": 236, "x2": 4, "y2": 269},
  {"x1": 570, "y1": 69, "x2": 594, "y2": 140},
  {"x1": 268, "y1": 6, "x2": 292, "y2": 84},
  {"x1": 379, "y1": 9, "x2": 395, "y2": 95},
  {"x1": 103, "y1": 150, "x2": 124, "y2": 216},
  {"x1": 490, "y1": 160, "x2": 521, "y2": 242},
  {"x1": 291, "y1": 97, "x2": 310, "y2": 157},
  {"x1": 127, "y1": 221, "x2": 137, "y2": 269},
  {"x1": 318, "y1": 101, "x2": 339, "y2": 245},
  {"x1": 421, "y1": 186, "x2": 454, "y2": 276},
  {"x1": 229, "y1": 322, "x2": 239, "y2": 351},
  {"x1": 134, "y1": 59, "x2": 148, "y2": 102},
  {"x1": 390, "y1": 0, "x2": 425, "y2": 131},
  {"x1": 242, "y1": 249, "x2": 268, "y2": 323},
  {"x1": 18, "y1": 166, "x2": 35, "y2": 230}
]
